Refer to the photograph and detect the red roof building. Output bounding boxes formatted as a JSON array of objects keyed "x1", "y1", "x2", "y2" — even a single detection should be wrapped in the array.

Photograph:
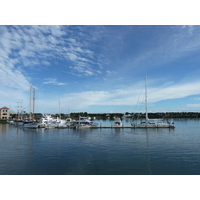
[
  {"x1": 1, "y1": 107, "x2": 9, "y2": 110},
  {"x1": 0, "y1": 107, "x2": 10, "y2": 119}
]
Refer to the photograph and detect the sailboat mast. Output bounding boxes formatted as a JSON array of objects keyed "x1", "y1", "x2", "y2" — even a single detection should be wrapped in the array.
[
  {"x1": 30, "y1": 85, "x2": 32, "y2": 120},
  {"x1": 17, "y1": 100, "x2": 20, "y2": 120},
  {"x1": 33, "y1": 88, "x2": 36, "y2": 120},
  {"x1": 59, "y1": 97, "x2": 61, "y2": 120},
  {"x1": 145, "y1": 76, "x2": 149, "y2": 122},
  {"x1": 17, "y1": 99, "x2": 23, "y2": 120}
]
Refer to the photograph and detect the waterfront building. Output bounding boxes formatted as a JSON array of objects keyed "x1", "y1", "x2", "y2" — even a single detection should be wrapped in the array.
[{"x1": 0, "y1": 107, "x2": 10, "y2": 119}]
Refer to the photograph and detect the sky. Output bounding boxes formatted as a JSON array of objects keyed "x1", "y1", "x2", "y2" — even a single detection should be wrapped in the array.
[{"x1": 1, "y1": 25, "x2": 200, "y2": 114}]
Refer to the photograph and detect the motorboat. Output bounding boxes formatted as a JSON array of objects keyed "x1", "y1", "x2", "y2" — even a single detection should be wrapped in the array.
[
  {"x1": 56, "y1": 117, "x2": 67, "y2": 128},
  {"x1": 114, "y1": 117, "x2": 123, "y2": 127},
  {"x1": 66, "y1": 118, "x2": 72, "y2": 126},
  {"x1": 71, "y1": 116, "x2": 98, "y2": 129},
  {"x1": 39, "y1": 114, "x2": 57, "y2": 128}
]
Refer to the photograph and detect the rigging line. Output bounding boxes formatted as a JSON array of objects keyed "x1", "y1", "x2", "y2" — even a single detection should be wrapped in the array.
[
  {"x1": 134, "y1": 80, "x2": 145, "y2": 120},
  {"x1": 137, "y1": 95, "x2": 145, "y2": 121}
]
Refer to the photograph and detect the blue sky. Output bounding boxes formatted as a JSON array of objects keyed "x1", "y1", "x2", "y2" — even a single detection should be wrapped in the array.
[{"x1": 1, "y1": 25, "x2": 200, "y2": 114}]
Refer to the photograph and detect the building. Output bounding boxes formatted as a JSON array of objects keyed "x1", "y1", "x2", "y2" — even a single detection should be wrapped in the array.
[{"x1": 0, "y1": 107, "x2": 10, "y2": 119}]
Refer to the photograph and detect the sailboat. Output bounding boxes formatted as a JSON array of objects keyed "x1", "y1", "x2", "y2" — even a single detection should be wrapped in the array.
[
  {"x1": 14, "y1": 99, "x2": 24, "y2": 126},
  {"x1": 131, "y1": 77, "x2": 175, "y2": 128},
  {"x1": 23, "y1": 85, "x2": 39, "y2": 129},
  {"x1": 55, "y1": 98, "x2": 67, "y2": 128}
]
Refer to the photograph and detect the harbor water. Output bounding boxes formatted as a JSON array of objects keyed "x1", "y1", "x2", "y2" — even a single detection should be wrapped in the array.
[{"x1": 0, "y1": 118, "x2": 200, "y2": 175}]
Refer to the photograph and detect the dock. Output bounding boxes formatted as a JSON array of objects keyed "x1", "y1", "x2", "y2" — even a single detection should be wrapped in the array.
[
  {"x1": 91, "y1": 126, "x2": 175, "y2": 129},
  {"x1": 68, "y1": 125, "x2": 175, "y2": 129}
]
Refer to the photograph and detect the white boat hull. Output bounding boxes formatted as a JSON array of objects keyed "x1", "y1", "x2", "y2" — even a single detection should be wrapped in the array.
[
  {"x1": 131, "y1": 123, "x2": 174, "y2": 128},
  {"x1": 114, "y1": 117, "x2": 123, "y2": 127},
  {"x1": 75, "y1": 124, "x2": 91, "y2": 129},
  {"x1": 57, "y1": 124, "x2": 67, "y2": 128},
  {"x1": 23, "y1": 122, "x2": 39, "y2": 129},
  {"x1": 46, "y1": 124, "x2": 56, "y2": 128}
]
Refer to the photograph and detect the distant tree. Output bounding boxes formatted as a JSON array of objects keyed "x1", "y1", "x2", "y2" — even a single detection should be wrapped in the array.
[{"x1": 84, "y1": 112, "x2": 88, "y2": 116}]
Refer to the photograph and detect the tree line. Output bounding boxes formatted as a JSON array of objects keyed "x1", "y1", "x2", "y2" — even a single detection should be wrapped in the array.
[{"x1": 10, "y1": 111, "x2": 200, "y2": 120}]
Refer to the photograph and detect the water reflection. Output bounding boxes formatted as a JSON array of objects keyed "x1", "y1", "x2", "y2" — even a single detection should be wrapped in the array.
[
  {"x1": 0, "y1": 124, "x2": 9, "y2": 133},
  {"x1": 1, "y1": 119, "x2": 200, "y2": 175},
  {"x1": 145, "y1": 129, "x2": 152, "y2": 175}
]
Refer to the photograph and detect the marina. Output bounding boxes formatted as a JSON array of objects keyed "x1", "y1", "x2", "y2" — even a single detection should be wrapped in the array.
[{"x1": 5, "y1": 78, "x2": 175, "y2": 129}]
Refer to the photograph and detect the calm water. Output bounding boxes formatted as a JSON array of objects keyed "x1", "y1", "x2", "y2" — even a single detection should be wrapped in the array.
[{"x1": 0, "y1": 119, "x2": 200, "y2": 175}]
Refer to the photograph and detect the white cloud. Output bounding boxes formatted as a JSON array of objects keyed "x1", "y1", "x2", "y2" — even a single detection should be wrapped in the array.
[
  {"x1": 51, "y1": 79, "x2": 200, "y2": 110},
  {"x1": 68, "y1": 65, "x2": 97, "y2": 77},
  {"x1": 147, "y1": 81, "x2": 200, "y2": 103},
  {"x1": 43, "y1": 78, "x2": 67, "y2": 86},
  {"x1": 49, "y1": 25, "x2": 65, "y2": 37},
  {"x1": 0, "y1": 63, "x2": 30, "y2": 90},
  {"x1": 66, "y1": 52, "x2": 78, "y2": 61},
  {"x1": 0, "y1": 26, "x2": 104, "y2": 81},
  {"x1": 187, "y1": 104, "x2": 200, "y2": 107}
]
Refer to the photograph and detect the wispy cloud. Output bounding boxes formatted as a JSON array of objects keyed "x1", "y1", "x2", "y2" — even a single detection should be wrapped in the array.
[
  {"x1": 0, "y1": 63, "x2": 30, "y2": 90},
  {"x1": 59, "y1": 79, "x2": 200, "y2": 110},
  {"x1": 43, "y1": 78, "x2": 67, "y2": 86},
  {"x1": 126, "y1": 26, "x2": 200, "y2": 71},
  {"x1": 187, "y1": 104, "x2": 200, "y2": 108},
  {"x1": 68, "y1": 66, "x2": 96, "y2": 77},
  {"x1": 0, "y1": 26, "x2": 103, "y2": 80}
]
